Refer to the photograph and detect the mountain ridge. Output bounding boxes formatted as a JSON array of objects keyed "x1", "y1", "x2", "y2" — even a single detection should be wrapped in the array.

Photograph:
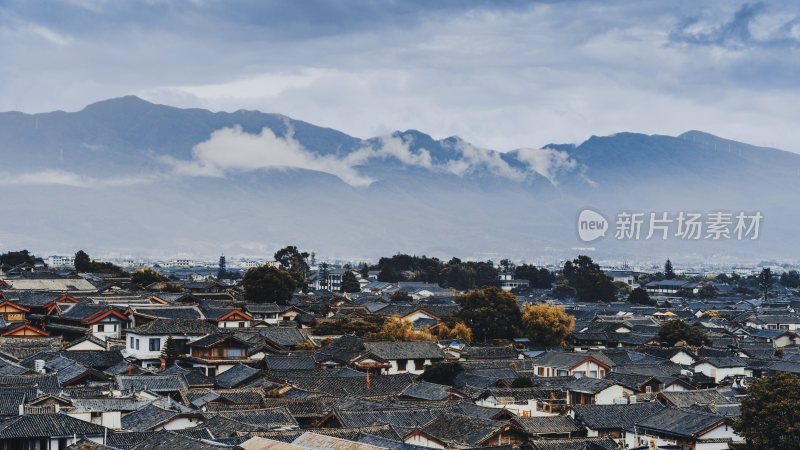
[{"x1": 1, "y1": 96, "x2": 799, "y2": 261}]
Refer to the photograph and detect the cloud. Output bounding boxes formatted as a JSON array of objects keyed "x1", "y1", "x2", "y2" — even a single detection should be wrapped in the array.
[
  {"x1": 515, "y1": 147, "x2": 578, "y2": 183},
  {"x1": 671, "y1": 2, "x2": 800, "y2": 48},
  {"x1": 4, "y1": 170, "x2": 155, "y2": 187},
  {"x1": 164, "y1": 124, "x2": 582, "y2": 187},
  {"x1": 164, "y1": 124, "x2": 375, "y2": 186}
]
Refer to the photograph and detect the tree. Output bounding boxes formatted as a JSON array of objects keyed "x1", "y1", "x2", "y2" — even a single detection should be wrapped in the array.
[
  {"x1": 217, "y1": 255, "x2": 226, "y2": 280},
  {"x1": 781, "y1": 270, "x2": 800, "y2": 288},
  {"x1": 242, "y1": 265, "x2": 297, "y2": 304},
  {"x1": 390, "y1": 291, "x2": 413, "y2": 303},
  {"x1": 758, "y1": 268, "x2": 774, "y2": 299},
  {"x1": 274, "y1": 246, "x2": 310, "y2": 290},
  {"x1": 74, "y1": 250, "x2": 91, "y2": 272},
  {"x1": 734, "y1": 372, "x2": 800, "y2": 449},
  {"x1": 340, "y1": 271, "x2": 361, "y2": 293},
  {"x1": 550, "y1": 284, "x2": 577, "y2": 300},
  {"x1": 515, "y1": 264, "x2": 555, "y2": 289},
  {"x1": 131, "y1": 268, "x2": 168, "y2": 286},
  {"x1": 697, "y1": 284, "x2": 718, "y2": 299},
  {"x1": 89, "y1": 260, "x2": 126, "y2": 276},
  {"x1": 511, "y1": 376, "x2": 534, "y2": 388},
  {"x1": 0, "y1": 249, "x2": 43, "y2": 267},
  {"x1": 521, "y1": 302, "x2": 574, "y2": 347},
  {"x1": 499, "y1": 259, "x2": 515, "y2": 273},
  {"x1": 437, "y1": 321, "x2": 473, "y2": 343},
  {"x1": 310, "y1": 316, "x2": 386, "y2": 336},
  {"x1": 420, "y1": 361, "x2": 464, "y2": 386},
  {"x1": 562, "y1": 255, "x2": 616, "y2": 302},
  {"x1": 160, "y1": 334, "x2": 180, "y2": 367},
  {"x1": 658, "y1": 319, "x2": 710, "y2": 347},
  {"x1": 628, "y1": 287, "x2": 654, "y2": 305},
  {"x1": 368, "y1": 315, "x2": 434, "y2": 340},
  {"x1": 359, "y1": 263, "x2": 370, "y2": 278},
  {"x1": 454, "y1": 287, "x2": 522, "y2": 343},
  {"x1": 664, "y1": 259, "x2": 676, "y2": 280}
]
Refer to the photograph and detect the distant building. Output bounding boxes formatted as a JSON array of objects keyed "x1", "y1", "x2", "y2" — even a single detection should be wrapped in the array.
[
  {"x1": 497, "y1": 272, "x2": 529, "y2": 291},
  {"x1": 46, "y1": 255, "x2": 74, "y2": 267}
]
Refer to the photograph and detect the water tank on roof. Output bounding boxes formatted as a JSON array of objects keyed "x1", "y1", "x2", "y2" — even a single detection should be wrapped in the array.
[{"x1": 35, "y1": 359, "x2": 45, "y2": 373}]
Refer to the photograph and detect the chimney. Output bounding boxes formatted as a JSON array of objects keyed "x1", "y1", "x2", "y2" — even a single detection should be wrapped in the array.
[{"x1": 160, "y1": 358, "x2": 166, "y2": 370}]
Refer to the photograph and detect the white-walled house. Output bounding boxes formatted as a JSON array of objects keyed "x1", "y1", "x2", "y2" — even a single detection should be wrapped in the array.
[
  {"x1": 530, "y1": 352, "x2": 612, "y2": 378},
  {"x1": 692, "y1": 357, "x2": 749, "y2": 384},
  {"x1": 626, "y1": 408, "x2": 743, "y2": 450},
  {"x1": 361, "y1": 341, "x2": 447, "y2": 375},
  {"x1": 123, "y1": 318, "x2": 219, "y2": 368},
  {"x1": 564, "y1": 378, "x2": 633, "y2": 405}
]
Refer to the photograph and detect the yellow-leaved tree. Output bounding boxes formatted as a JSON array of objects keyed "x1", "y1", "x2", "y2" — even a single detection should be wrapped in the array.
[
  {"x1": 521, "y1": 302, "x2": 574, "y2": 347},
  {"x1": 437, "y1": 321, "x2": 473, "y2": 343},
  {"x1": 368, "y1": 315, "x2": 435, "y2": 340}
]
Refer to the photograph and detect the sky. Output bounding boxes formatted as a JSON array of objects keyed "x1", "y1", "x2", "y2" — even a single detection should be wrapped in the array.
[{"x1": 2, "y1": 0, "x2": 800, "y2": 152}]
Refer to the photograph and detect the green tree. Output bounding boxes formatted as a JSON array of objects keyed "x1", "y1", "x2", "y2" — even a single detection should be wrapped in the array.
[
  {"x1": 521, "y1": 302, "x2": 574, "y2": 347},
  {"x1": 274, "y1": 246, "x2": 310, "y2": 290},
  {"x1": 74, "y1": 250, "x2": 91, "y2": 272},
  {"x1": 89, "y1": 260, "x2": 126, "y2": 276},
  {"x1": 0, "y1": 250, "x2": 41, "y2": 267},
  {"x1": 420, "y1": 361, "x2": 464, "y2": 386},
  {"x1": 658, "y1": 319, "x2": 710, "y2": 347},
  {"x1": 511, "y1": 376, "x2": 534, "y2": 388},
  {"x1": 628, "y1": 287, "x2": 653, "y2": 305},
  {"x1": 515, "y1": 264, "x2": 555, "y2": 289},
  {"x1": 780, "y1": 270, "x2": 800, "y2": 288},
  {"x1": 160, "y1": 334, "x2": 180, "y2": 367},
  {"x1": 758, "y1": 268, "x2": 774, "y2": 299},
  {"x1": 217, "y1": 255, "x2": 227, "y2": 280},
  {"x1": 390, "y1": 291, "x2": 413, "y2": 303},
  {"x1": 562, "y1": 255, "x2": 616, "y2": 302},
  {"x1": 697, "y1": 284, "x2": 718, "y2": 299},
  {"x1": 454, "y1": 287, "x2": 522, "y2": 342},
  {"x1": 340, "y1": 271, "x2": 361, "y2": 293},
  {"x1": 131, "y1": 267, "x2": 168, "y2": 286},
  {"x1": 734, "y1": 372, "x2": 800, "y2": 449},
  {"x1": 242, "y1": 265, "x2": 297, "y2": 304},
  {"x1": 550, "y1": 284, "x2": 577, "y2": 300},
  {"x1": 664, "y1": 259, "x2": 676, "y2": 280},
  {"x1": 310, "y1": 316, "x2": 386, "y2": 336}
]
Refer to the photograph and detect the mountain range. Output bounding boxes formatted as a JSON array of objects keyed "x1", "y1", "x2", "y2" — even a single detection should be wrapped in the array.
[{"x1": 2, "y1": 96, "x2": 798, "y2": 263}]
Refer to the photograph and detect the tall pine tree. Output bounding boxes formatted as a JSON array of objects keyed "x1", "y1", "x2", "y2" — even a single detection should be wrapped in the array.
[
  {"x1": 664, "y1": 259, "x2": 676, "y2": 280},
  {"x1": 160, "y1": 334, "x2": 180, "y2": 368}
]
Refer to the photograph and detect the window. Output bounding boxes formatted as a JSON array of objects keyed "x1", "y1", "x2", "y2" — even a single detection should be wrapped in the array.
[
  {"x1": 413, "y1": 359, "x2": 424, "y2": 371},
  {"x1": 227, "y1": 348, "x2": 243, "y2": 358},
  {"x1": 588, "y1": 370, "x2": 597, "y2": 378},
  {"x1": 135, "y1": 339, "x2": 140, "y2": 350},
  {"x1": 97, "y1": 324, "x2": 105, "y2": 332},
  {"x1": 238, "y1": 322, "x2": 245, "y2": 328},
  {"x1": 537, "y1": 367, "x2": 545, "y2": 376},
  {"x1": 207, "y1": 367, "x2": 216, "y2": 377},
  {"x1": 130, "y1": 337, "x2": 135, "y2": 348},
  {"x1": 149, "y1": 338, "x2": 160, "y2": 351},
  {"x1": 397, "y1": 359, "x2": 407, "y2": 371}
]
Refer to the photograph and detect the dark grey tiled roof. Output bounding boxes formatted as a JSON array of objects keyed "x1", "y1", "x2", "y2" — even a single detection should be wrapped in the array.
[
  {"x1": 528, "y1": 436, "x2": 618, "y2": 450},
  {"x1": 363, "y1": 341, "x2": 446, "y2": 360},
  {"x1": 0, "y1": 413, "x2": 107, "y2": 439},
  {"x1": 636, "y1": 407, "x2": 728, "y2": 438},
  {"x1": 511, "y1": 415, "x2": 583, "y2": 435},
  {"x1": 120, "y1": 403, "x2": 181, "y2": 431},
  {"x1": 265, "y1": 355, "x2": 318, "y2": 371},
  {"x1": 115, "y1": 374, "x2": 189, "y2": 392},
  {"x1": 658, "y1": 389, "x2": 733, "y2": 408},
  {"x1": 398, "y1": 381, "x2": 454, "y2": 401},
  {"x1": 418, "y1": 412, "x2": 512, "y2": 447},
  {"x1": 571, "y1": 403, "x2": 666, "y2": 430},
  {"x1": 127, "y1": 318, "x2": 218, "y2": 336},
  {"x1": 214, "y1": 363, "x2": 261, "y2": 389}
]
